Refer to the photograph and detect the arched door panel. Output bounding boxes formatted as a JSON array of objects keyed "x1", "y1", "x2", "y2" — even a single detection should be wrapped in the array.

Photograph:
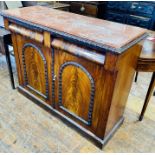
[
  {"x1": 58, "y1": 61, "x2": 95, "y2": 126},
  {"x1": 22, "y1": 43, "x2": 48, "y2": 99}
]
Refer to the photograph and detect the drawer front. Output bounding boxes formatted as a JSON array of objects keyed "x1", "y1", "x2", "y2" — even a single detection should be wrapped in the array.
[
  {"x1": 104, "y1": 12, "x2": 126, "y2": 23},
  {"x1": 107, "y1": 1, "x2": 131, "y2": 11},
  {"x1": 70, "y1": 2, "x2": 98, "y2": 17},
  {"x1": 130, "y1": 2, "x2": 154, "y2": 15},
  {"x1": 106, "y1": 2, "x2": 118, "y2": 10},
  {"x1": 55, "y1": 7, "x2": 69, "y2": 12},
  {"x1": 127, "y1": 15, "x2": 151, "y2": 28},
  {"x1": 8, "y1": 24, "x2": 44, "y2": 44}
]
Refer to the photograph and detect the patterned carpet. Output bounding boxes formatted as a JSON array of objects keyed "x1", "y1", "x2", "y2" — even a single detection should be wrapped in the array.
[{"x1": 0, "y1": 53, "x2": 155, "y2": 152}]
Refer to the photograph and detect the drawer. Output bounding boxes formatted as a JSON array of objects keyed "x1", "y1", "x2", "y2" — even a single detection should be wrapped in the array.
[
  {"x1": 55, "y1": 7, "x2": 69, "y2": 12},
  {"x1": 104, "y1": 12, "x2": 126, "y2": 23},
  {"x1": 107, "y1": 2, "x2": 131, "y2": 11},
  {"x1": 107, "y1": 2, "x2": 118, "y2": 10},
  {"x1": 127, "y1": 15, "x2": 151, "y2": 28},
  {"x1": 8, "y1": 23, "x2": 44, "y2": 43},
  {"x1": 70, "y1": 2, "x2": 98, "y2": 17},
  {"x1": 130, "y1": 2, "x2": 154, "y2": 15}
]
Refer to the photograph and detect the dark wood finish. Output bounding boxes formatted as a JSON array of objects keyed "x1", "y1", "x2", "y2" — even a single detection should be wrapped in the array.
[
  {"x1": 102, "y1": 1, "x2": 155, "y2": 30},
  {"x1": 134, "y1": 72, "x2": 139, "y2": 82},
  {"x1": 38, "y1": 2, "x2": 70, "y2": 12},
  {"x1": 1, "y1": 6, "x2": 147, "y2": 148},
  {"x1": 4, "y1": 37, "x2": 15, "y2": 89},
  {"x1": 0, "y1": 27, "x2": 10, "y2": 54},
  {"x1": 136, "y1": 31, "x2": 155, "y2": 121},
  {"x1": 68, "y1": 1, "x2": 106, "y2": 18},
  {"x1": 69, "y1": 2, "x2": 99, "y2": 17},
  {"x1": 68, "y1": 2, "x2": 155, "y2": 30}
]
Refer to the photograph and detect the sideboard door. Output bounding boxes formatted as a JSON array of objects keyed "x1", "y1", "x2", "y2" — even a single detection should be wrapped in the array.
[
  {"x1": 54, "y1": 48, "x2": 106, "y2": 131},
  {"x1": 22, "y1": 43, "x2": 48, "y2": 100},
  {"x1": 13, "y1": 34, "x2": 51, "y2": 102},
  {"x1": 57, "y1": 61, "x2": 94, "y2": 126}
]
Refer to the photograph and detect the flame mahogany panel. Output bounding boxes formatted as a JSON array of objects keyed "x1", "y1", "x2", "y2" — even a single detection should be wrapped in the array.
[{"x1": 12, "y1": 33, "x2": 53, "y2": 104}]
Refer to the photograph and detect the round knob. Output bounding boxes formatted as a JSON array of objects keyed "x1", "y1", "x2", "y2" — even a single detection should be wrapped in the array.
[
  {"x1": 53, "y1": 75, "x2": 57, "y2": 81},
  {"x1": 132, "y1": 6, "x2": 136, "y2": 9},
  {"x1": 80, "y1": 5, "x2": 85, "y2": 12}
]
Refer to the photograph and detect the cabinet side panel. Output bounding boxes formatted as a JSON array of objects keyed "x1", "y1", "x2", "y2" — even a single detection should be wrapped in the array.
[
  {"x1": 105, "y1": 44, "x2": 142, "y2": 136},
  {"x1": 95, "y1": 53, "x2": 118, "y2": 138}
]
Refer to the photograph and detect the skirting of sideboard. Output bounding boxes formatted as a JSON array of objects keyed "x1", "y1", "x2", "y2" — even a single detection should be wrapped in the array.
[{"x1": 17, "y1": 86, "x2": 124, "y2": 149}]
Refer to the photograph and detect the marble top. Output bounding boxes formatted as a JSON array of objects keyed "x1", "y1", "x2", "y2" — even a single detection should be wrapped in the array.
[{"x1": 2, "y1": 6, "x2": 147, "y2": 51}]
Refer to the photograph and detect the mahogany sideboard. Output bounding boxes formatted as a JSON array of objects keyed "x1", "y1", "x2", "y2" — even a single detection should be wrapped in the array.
[{"x1": 1, "y1": 6, "x2": 147, "y2": 148}]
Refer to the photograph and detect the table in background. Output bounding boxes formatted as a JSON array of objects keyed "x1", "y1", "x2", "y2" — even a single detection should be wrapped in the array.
[{"x1": 136, "y1": 31, "x2": 155, "y2": 120}]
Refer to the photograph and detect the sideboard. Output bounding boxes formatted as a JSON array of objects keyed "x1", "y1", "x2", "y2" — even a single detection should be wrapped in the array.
[{"x1": 1, "y1": 6, "x2": 147, "y2": 148}]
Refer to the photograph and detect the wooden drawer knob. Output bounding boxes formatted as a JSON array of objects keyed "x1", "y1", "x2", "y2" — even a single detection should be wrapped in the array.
[{"x1": 80, "y1": 5, "x2": 85, "y2": 12}]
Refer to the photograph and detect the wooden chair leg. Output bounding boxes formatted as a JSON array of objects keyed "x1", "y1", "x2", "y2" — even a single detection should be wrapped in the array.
[
  {"x1": 135, "y1": 72, "x2": 139, "y2": 82},
  {"x1": 139, "y1": 72, "x2": 155, "y2": 121}
]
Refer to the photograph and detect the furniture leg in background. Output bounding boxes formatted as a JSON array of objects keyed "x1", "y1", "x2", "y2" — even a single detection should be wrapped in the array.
[
  {"x1": 136, "y1": 33, "x2": 155, "y2": 121},
  {"x1": 0, "y1": 28, "x2": 15, "y2": 89},
  {"x1": 4, "y1": 39, "x2": 15, "y2": 89},
  {"x1": 135, "y1": 71, "x2": 155, "y2": 96},
  {"x1": 139, "y1": 72, "x2": 155, "y2": 121},
  {"x1": 134, "y1": 72, "x2": 139, "y2": 82}
]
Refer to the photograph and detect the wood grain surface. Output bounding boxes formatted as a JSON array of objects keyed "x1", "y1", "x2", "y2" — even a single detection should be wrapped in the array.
[
  {"x1": 24, "y1": 46, "x2": 46, "y2": 96},
  {"x1": 9, "y1": 24, "x2": 44, "y2": 43},
  {"x1": 61, "y1": 65, "x2": 91, "y2": 121}
]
